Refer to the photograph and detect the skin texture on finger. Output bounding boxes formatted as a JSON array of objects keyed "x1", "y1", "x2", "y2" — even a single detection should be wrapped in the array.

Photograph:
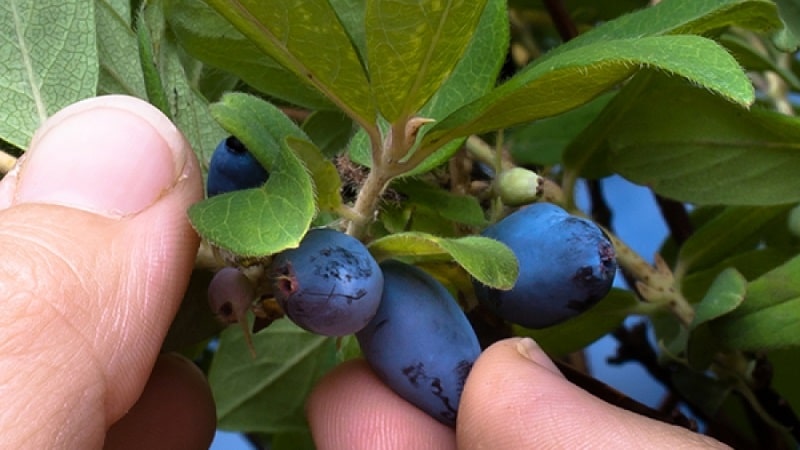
[
  {"x1": 0, "y1": 96, "x2": 203, "y2": 448},
  {"x1": 457, "y1": 338, "x2": 731, "y2": 450},
  {"x1": 307, "y1": 359, "x2": 457, "y2": 450},
  {"x1": 104, "y1": 353, "x2": 216, "y2": 449}
]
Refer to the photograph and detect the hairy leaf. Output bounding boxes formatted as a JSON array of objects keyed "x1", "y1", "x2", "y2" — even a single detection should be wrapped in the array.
[
  {"x1": 188, "y1": 94, "x2": 315, "y2": 256},
  {"x1": 366, "y1": 0, "x2": 488, "y2": 121},
  {"x1": 203, "y1": 0, "x2": 374, "y2": 126},
  {"x1": 210, "y1": 320, "x2": 336, "y2": 433},
  {"x1": 421, "y1": 35, "x2": 753, "y2": 150},
  {"x1": 0, "y1": 0, "x2": 98, "y2": 149},
  {"x1": 368, "y1": 231, "x2": 518, "y2": 289}
]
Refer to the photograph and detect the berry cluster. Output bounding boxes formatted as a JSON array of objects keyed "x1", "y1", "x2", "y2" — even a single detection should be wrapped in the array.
[{"x1": 204, "y1": 136, "x2": 616, "y2": 426}]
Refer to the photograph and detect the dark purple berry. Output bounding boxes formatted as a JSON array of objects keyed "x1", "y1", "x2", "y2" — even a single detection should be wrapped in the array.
[{"x1": 268, "y1": 228, "x2": 383, "y2": 336}]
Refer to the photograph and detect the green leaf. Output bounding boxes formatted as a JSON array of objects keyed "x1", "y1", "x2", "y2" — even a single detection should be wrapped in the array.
[
  {"x1": 509, "y1": 92, "x2": 614, "y2": 167},
  {"x1": 104, "y1": 0, "x2": 132, "y2": 24},
  {"x1": 143, "y1": 0, "x2": 226, "y2": 170},
  {"x1": 96, "y1": 0, "x2": 146, "y2": 97},
  {"x1": 392, "y1": 178, "x2": 488, "y2": 228},
  {"x1": 676, "y1": 206, "x2": 790, "y2": 276},
  {"x1": 365, "y1": 0, "x2": 488, "y2": 122},
  {"x1": 605, "y1": 75, "x2": 800, "y2": 206},
  {"x1": 164, "y1": 0, "x2": 334, "y2": 110},
  {"x1": 691, "y1": 269, "x2": 747, "y2": 328},
  {"x1": 271, "y1": 430, "x2": 315, "y2": 450},
  {"x1": 210, "y1": 319, "x2": 336, "y2": 433},
  {"x1": 774, "y1": 0, "x2": 800, "y2": 51},
  {"x1": 162, "y1": 269, "x2": 224, "y2": 353},
  {"x1": 285, "y1": 136, "x2": 343, "y2": 212},
  {"x1": 517, "y1": 289, "x2": 638, "y2": 356},
  {"x1": 137, "y1": 9, "x2": 172, "y2": 119},
  {"x1": 710, "y1": 254, "x2": 800, "y2": 351},
  {"x1": 685, "y1": 268, "x2": 746, "y2": 369},
  {"x1": 0, "y1": 0, "x2": 99, "y2": 149},
  {"x1": 421, "y1": 35, "x2": 753, "y2": 150},
  {"x1": 188, "y1": 93, "x2": 315, "y2": 256},
  {"x1": 720, "y1": 33, "x2": 800, "y2": 90},
  {"x1": 329, "y1": 0, "x2": 366, "y2": 59},
  {"x1": 681, "y1": 248, "x2": 797, "y2": 304},
  {"x1": 301, "y1": 110, "x2": 354, "y2": 158},
  {"x1": 671, "y1": 366, "x2": 733, "y2": 418},
  {"x1": 551, "y1": 0, "x2": 778, "y2": 51},
  {"x1": 347, "y1": 0, "x2": 508, "y2": 174},
  {"x1": 204, "y1": 0, "x2": 374, "y2": 126},
  {"x1": 367, "y1": 232, "x2": 518, "y2": 290}
]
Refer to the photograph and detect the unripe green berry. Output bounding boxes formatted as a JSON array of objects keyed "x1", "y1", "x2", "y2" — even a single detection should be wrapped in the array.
[{"x1": 496, "y1": 167, "x2": 543, "y2": 206}]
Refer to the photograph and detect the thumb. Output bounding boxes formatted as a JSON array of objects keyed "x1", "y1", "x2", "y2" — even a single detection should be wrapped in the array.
[
  {"x1": 0, "y1": 96, "x2": 203, "y2": 448},
  {"x1": 457, "y1": 338, "x2": 729, "y2": 449}
]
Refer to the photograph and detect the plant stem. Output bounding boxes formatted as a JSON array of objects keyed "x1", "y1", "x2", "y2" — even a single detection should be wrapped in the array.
[{"x1": 345, "y1": 164, "x2": 391, "y2": 239}]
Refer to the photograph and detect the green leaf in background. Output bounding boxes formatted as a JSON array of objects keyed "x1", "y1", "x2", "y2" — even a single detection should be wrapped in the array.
[
  {"x1": 164, "y1": 0, "x2": 334, "y2": 111},
  {"x1": 721, "y1": 33, "x2": 800, "y2": 90},
  {"x1": 365, "y1": 0, "x2": 488, "y2": 122},
  {"x1": 137, "y1": 9, "x2": 172, "y2": 119},
  {"x1": 204, "y1": 0, "x2": 375, "y2": 127},
  {"x1": 210, "y1": 319, "x2": 336, "y2": 433},
  {"x1": 0, "y1": 0, "x2": 99, "y2": 149},
  {"x1": 368, "y1": 232, "x2": 518, "y2": 290},
  {"x1": 509, "y1": 92, "x2": 614, "y2": 167},
  {"x1": 671, "y1": 366, "x2": 733, "y2": 418},
  {"x1": 774, "y1": 0, "x2": 800, "y2": 51},
  {"x1": 161, "y1": 269, "x2": 225, "y2": 353},
  {"x1": 285, "y1": 136, "x2": 343, "y2": 212},
  {"x1": 676, "y1": 206, "x2": 790, "y2": 276},
  {"x1": 392, "y1": 178, "x2": 488, "y2": 228},
  {"x1": 421, "y1": 34, "x2": 753, "y2": 150},
  {"x1": 710, "y1": 254, "x2": 800, "y2": 351},
  {"x1": 685, "y1": 268, "x2": 746, "y2": 369},
  {"x1": 96, "y1": 0, "x2": 146, "y2": 97},
  {"x1": 518, "y1": 289, "x2": 639, "y2": 356},
  {"x1": 691, "y1": 269, "x2": 747, "y2": 327},
  {"x1": 301, "y1": 110, "x2": 354, "y2": 158},
  {"x1": 549, "y1": 0, "x2": 778, "y2": 53},
  {"x1": 188, "y1": 93, "x2": 315, "y2": 256},
  {"x1": 142, "y1": 0, "x2": 226, "y2": 170},
  {"x1": 680, "y1": 248, "x2": 797, "y2": 304},
  {"x1": 605, "y1": 75, "x2": 800, "y2": 206}
]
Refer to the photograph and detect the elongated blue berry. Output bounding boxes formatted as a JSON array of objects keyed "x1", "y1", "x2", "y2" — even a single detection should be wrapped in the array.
[
  {"x1": 357, "y1": 260, "x2": 481, "y2": 427},
  {"x1": 474, "y1": 203, "x2": 616, "y2": 328}
]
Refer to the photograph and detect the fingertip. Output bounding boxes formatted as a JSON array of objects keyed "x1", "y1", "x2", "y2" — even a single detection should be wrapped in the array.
[
  {"x1": 307, "y1": 359, "x2": 456, "y2": 450},
  {"x1": 105, "y1": 353, "x2": 216, "y2": 449},
  {"x1": 11, "y1": 95, "x2": 195, "y2": 218},
  {"x1": 458, "y1": 338, "x2": 725, "y2": 449}
]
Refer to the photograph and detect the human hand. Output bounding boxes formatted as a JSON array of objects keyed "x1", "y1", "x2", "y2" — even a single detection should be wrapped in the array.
[
  {"x1": 0, "y1": 96, "x2": 214, "y2": 448},
  {"x1": 308, "y1": 338, "x2": 731, "y2": 449}
]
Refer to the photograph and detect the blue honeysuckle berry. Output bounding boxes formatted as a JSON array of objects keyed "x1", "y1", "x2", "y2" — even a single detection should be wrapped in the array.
[
  {"x1": 356, "y1": 260, "x2": 481, "y2": 427},
  {"x1": 268, "y1": 228, "x2": 384, "y2": 337},
  {"x1": 206, "y1": 136, "x2": 269, "y2": 197},
  {"x1": 474, "y1": 202, "x2": 617, "y2": 329}
]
